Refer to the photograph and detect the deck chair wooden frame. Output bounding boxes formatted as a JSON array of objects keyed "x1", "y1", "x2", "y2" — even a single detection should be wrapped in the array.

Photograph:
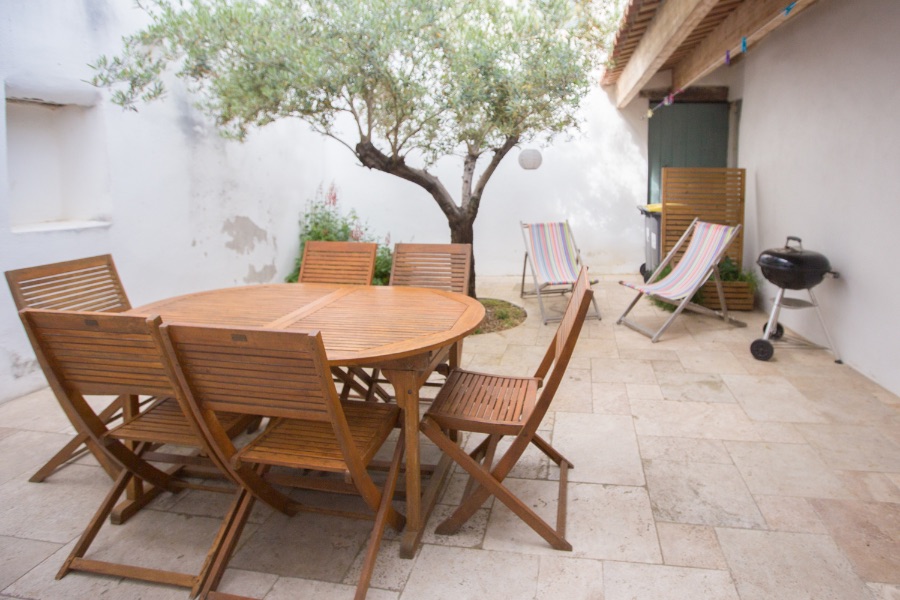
[
  {"x1": 18, "y1": 309, "x2": 256, "y2": 596},
  {"x1": 5, "y1": 255, "x2": 140, "y2": 483},
  {"x1": 420, "y1": 267, "x2": 594, "y2": 551},
  {"x1": 616, "y1": 218, "x2": 747, "y2": 343},
  {"x1": 160, "y1": 323, "x2": 406, "y2": 600},
  {"x1": 520, "y1": 221, "x2": 601, "y2": 324},
  {"x1": 298, "y1": 241, "x2": 378, "y2": 285}
]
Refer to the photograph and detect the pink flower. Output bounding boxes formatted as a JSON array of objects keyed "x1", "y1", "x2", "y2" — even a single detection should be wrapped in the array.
[{"x1": 326, "y1": 183, "x2": 338, "y2": 206}]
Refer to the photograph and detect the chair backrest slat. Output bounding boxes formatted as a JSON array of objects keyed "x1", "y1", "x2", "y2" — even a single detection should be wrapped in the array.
[
  {"x1": 521, "y1": 222, "x2": 581, "y2": 285},
  {"x1": 18, "y1": 309, "x2": 173, "y2": 444},
  {"x1": 389, "y1": 243, "x2": 472, "y2": 293},
  {"x1": 6, "y1": 255, "x2": 131, "y2": 313},
  {"x1": 162, "y1": 324, "x2": 338, "y2": 422},
  {"x1": 298, "y1": 241, "x2": 377, "y2": 285}
]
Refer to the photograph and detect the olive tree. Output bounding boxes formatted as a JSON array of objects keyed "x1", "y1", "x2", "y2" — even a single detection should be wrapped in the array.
[{"x1": 93, "y1": 0, "x2": 615, "y2": 296}]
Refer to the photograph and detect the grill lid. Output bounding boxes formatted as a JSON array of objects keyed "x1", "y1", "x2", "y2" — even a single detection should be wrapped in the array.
[{"x1": 757, "y1": 237, "x2": 835, "y2": 289}]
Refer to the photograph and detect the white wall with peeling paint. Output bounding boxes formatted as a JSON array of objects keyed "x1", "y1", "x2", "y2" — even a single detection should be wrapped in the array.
[{"x1": 0, "y1": 1, "x2": 648, "y2": 402}]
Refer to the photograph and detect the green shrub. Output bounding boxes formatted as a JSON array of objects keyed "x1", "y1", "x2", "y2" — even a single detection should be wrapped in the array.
[{"x1": 286, "y1": 183, "x2": 392, "y2": 284}]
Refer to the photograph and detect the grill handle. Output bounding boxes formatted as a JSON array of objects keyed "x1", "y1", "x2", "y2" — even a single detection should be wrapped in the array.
[{"x1": 786, "y1": 236, "x2": 803, "y2": 249}]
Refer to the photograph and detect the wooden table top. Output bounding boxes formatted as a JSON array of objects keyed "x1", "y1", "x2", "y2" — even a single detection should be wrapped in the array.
[{"x1": 133, "y1": 283, "x2": 485, "y2": 365}]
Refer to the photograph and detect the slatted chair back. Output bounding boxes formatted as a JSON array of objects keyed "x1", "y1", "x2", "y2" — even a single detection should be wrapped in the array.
[
  {"x1": 19, "y1": 309, "x2": 171, "y2": 439},
  {"x1": 161, "y1": 324, "x2": 357, "y2": 470},
  {"x1": 389, "y1": 243, "x2": 472, "y2": 293},
  {"x1": 527, "y1": 267, "x2": 594, "y2": 433},
  {"x1": 298, "y1": 241, "x2": 377, "y2": 285},
  {"x1": 6, "y1": 255, "x2": 131, "y2": 313}
]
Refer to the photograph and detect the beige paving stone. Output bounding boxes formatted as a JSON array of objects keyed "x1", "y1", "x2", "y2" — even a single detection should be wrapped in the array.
[
  {"x1": 3, "y1": 540, "x2": 188, "y2": 600},
  {"x1": 619, "y1": 348, "x2": 680, "y2": 362},
  {"x1": 837, "y1": 471, "x2": 900, "y2": 503},
  {"x1": 809, "y1": 498, "x2": 900, "y2": 584},
  {"x1": 0, "y1": 389, "x2": 73, "y2": 434},
  {"x1": 591, "y1": 358, "x2": 657, "y2": 385},
  {"x1": 603, "y1": 562, "x2": 738, "y2": 600},
  {"x1": 228, "y1": 511, "x2": 371, "y2": 582},
  {"x1": 572, "y1": 336, "x2": 619, "y2": 359},
  {"x1": 0, "y1": 535, "x2": 60, "y2": 590},
  {"x1": 625, "y1": 383, "x2": 663, "y2": 400},
  {"x1": 753, "y1": 495, "x2": 827, "y2": 534},
  {"x1": 677, "y1": 350, "x2": 748, "y2": 375},
  {"x1": 483, "y1": 481, "x2": 662, "y2": 563},
  {"x1": 798, "y1": 423, "x2": 900, "y2": 472},
  {"x1": 0, "y1": 464, "x2": 108, "y2": 543},
  {"x1": 789, "y1": 376, "x2": 899, "y2": 424},
  {"x1": 553, "y1": 413, "x2": 644, "y2": 486},
  {"x1": 868, "y1": 583, "x2": 900, "y2": 600},
  {"x1": 535, "y1": 555, "x2": 604, "y2": 599},
  {"x1": 592, "y1": 382, "x2": 632, "y2": 415},
  {"x1": 422, "y1": 503, "x2": 489, "y2": 548},
  {"x1": 644, "y1": 459, "x2": 764, "y2": 528},
  {"x1": 716, "y1": 528, "x2": 874, "y2": 600},
  {"x1": 631, "y1": 400, "x2": 760, "y2": 441},
  {"x1": 751, "y1": 421, "x2": 807, "y2": 443},
  {"x1": 402, "y1": 545, "x2": 539, "y2": 600},
  {"x1": 0, "y1": 430, "x2": 80, "y2": 485},
  {"x1": 656, "y1": 522, "x2": 728, "y2": 570},
  {"x1": 725, "y1": 441, "x2": 852, "y2": 499},
  {"x1": 553, "y1": 368, "x2": 594, "y2": 413},
  {"x1": 637, "y1": 436, "x2": 732, "y2": 464},
  {"x1": 206, "y1": 568, "x2": 278, "y2": 599},
  {"x1": 342, "y1": 539, "x2": 417, "y2": 593},
  {"x1": 650, "y1": 359, "x2": 685, "y2": 374},
  {"x1": 722, "y1": 374, "x2": 828, "y2": 423},
  {"x1": 264, "y1": 575, "x2": 397, "y2": 599},
  {"x1": 656, "y1": 372, "x2": 736, "y2": 403}
]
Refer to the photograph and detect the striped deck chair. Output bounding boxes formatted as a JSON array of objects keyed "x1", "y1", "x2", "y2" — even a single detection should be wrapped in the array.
[
  {"x1": 521, "y1": 221, "x2": 601, "y2": 324},
  {"x1": 617, "y1": 218, "x2": 746, "y2": 342}
]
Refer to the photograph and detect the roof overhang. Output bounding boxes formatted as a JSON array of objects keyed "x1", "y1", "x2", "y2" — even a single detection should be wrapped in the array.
[{"x1": 602, "y1": 0, "x2": 821, "y2": 108}]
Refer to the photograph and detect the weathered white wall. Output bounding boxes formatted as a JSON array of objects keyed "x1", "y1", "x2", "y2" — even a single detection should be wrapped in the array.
[
  {"x1": 0, "y1": 1, "x2": 648, "y2": 402},
  {"x1": 735, "y1": 0, "x2": 900, "y2": 393}
]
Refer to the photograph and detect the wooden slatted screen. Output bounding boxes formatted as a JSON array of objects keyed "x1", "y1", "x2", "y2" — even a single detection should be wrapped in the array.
[{"x1": 661, "y1": 168, "x2": 746, "y2": 269}]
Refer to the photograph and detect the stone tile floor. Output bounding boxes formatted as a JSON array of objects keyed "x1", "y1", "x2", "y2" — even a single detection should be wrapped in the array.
[{"x1": 1, "y1": 275, "x2": 898, "y2": 599}]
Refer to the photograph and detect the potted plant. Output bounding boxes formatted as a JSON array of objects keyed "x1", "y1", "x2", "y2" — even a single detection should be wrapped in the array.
[{"x1": 698, "y1": 257, "x2": 759, "y2": 311}]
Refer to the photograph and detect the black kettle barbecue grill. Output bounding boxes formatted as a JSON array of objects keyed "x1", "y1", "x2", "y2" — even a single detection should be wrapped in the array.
[{"x1": 750, "y1": 236, "x2": 842, "y2": 362}]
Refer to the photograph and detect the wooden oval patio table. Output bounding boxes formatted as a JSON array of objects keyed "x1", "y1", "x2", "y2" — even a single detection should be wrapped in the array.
[{"x1": 131, "y1": 282, "x2": 484, "y2": 558}]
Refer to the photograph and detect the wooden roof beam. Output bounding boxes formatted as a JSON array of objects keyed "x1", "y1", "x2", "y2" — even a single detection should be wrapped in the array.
[
  {"x1": 613, "y1": 0, "x2": 719, "y2": 108},
  {"x1": 672, "y1": 0, "x2": 821, "y2": 92}
]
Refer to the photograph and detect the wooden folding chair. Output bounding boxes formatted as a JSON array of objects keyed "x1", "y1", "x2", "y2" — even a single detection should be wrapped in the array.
[
  {"x1": 617, "y1": 218, "x2": 747, "y2": 342},
  {"x1": 419, "y1": 267, "x2": 594, "y2": 551},
  {"x1": 5, "y1": 255, "x2": 139, "y2": 482},
  {"x1": 521, "y1": 221, "x2": 601, "y2": 324},
  {"x1": 19, "y1": 308, "x2": 257, "y2": 596},
  {"x1": 298, "y1": 240, "x2": 378, "y2": 285},
  {"x1": 160, "y1": 323, "x2": 406, "y2": 600}
]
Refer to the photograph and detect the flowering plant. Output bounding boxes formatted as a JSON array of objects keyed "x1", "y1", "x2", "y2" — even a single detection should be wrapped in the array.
[{"x1": 286, "y1": 183, "x2": 392, "y2": 284}]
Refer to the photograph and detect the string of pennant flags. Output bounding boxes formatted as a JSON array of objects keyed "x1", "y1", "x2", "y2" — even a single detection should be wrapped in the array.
[{"x1": 646, "y1": 1, "x2": 799, "y2": 119}]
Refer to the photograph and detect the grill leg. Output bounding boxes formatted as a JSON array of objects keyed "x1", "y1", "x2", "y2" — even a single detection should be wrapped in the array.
[
  {"x1": 807, "y1": 288, "x2": 842, "y2": 363},
  {"x1": 763, "y1": 288, "x2": 786, "y2": 341}
]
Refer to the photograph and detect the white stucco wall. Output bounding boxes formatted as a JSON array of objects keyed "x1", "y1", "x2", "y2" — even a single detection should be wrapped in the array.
[
  {"x1": 0, "y1": 1, "x2": 647, "y2": 402},
  {"x1": 735, "y1": 0, "x2": 900, "y2": 393}
]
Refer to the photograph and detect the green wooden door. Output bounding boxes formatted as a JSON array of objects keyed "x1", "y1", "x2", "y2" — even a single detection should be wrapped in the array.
[{"x1": 648, "y1": 103, "x2": 729, "y2": 204}]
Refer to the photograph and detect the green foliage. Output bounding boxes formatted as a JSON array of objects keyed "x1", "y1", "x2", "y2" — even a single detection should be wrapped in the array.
[
  {"x1": 717, "y1": 257, "x2": 760, "y2": 292},
  {"x1": 285, "y1": 183, "x2": 392, "y2": 284},
  {"x1": 91, "y1": 0, "x2": 619, "y2": 296}
]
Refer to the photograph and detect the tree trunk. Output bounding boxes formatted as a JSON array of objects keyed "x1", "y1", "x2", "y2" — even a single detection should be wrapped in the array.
[{"x1": 448, "y1": 214, "x2": 477, "y2": 298}]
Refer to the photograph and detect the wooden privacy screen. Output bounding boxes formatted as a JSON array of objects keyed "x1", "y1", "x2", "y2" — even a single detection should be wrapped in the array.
[{"x1": 661, "y1": 168, "x2": 746, "y2": 269}]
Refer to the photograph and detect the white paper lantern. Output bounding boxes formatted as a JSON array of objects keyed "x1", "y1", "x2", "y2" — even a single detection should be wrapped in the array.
[{"x1": 518, "y1": 148, "x2": 543, "y2": 170}]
